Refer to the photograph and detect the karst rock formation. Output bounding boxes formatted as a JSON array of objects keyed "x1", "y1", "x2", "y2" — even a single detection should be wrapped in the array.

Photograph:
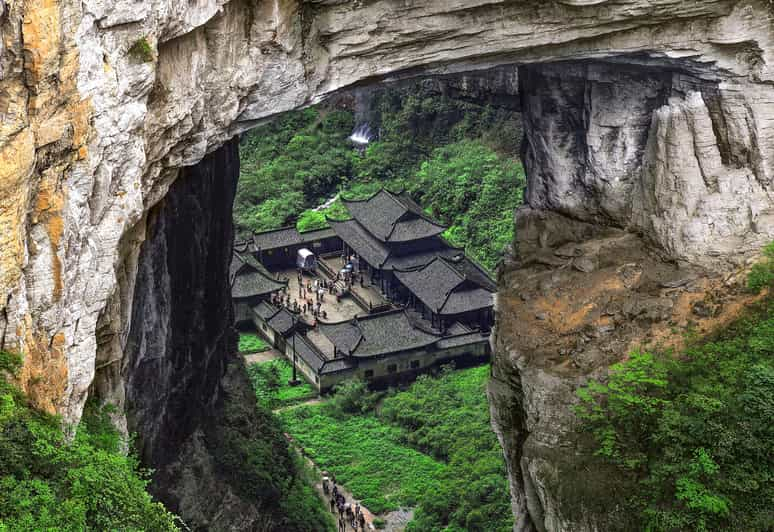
[{"x1": 1, "y1": 0, "x2": 773, "y2": 529}]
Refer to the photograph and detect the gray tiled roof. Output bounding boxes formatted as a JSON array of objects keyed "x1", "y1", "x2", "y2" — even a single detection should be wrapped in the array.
[
  {"x1": 253, "y1": 301, "x2": 278, "y2": 320},
  {"x1": 436, "y1": 331, "x2": 489, "y2": 349},
  {"x1": 299, "y1": 227, "x2": 337, "y2": 241},
  {"x1": 328, "y1": 219, "x2": 390, "y2": 268},
  {"x1": 381, "y1": 239, "x2": 464, "y2": 271},
  {"x1": 395, "y1": 258, "x2": 464, "y2": 310},
  {"x1": 318, "y1": 320, "x2": 364, "y2": 355},
  {"x1": 446, "y1": 255, "x2": 497, "y2": 292},
  {"x1": 291, "y1": 334, "x2": 326, "y2": 373},
  {"x1": 319, "y1": 310, "x2": 440, "y2": 359},
  {"x1": 342, "y1": 190, "x2": 446, "y2": 243},
  {"x1": 355, "y1": 310, "x2": 440, "y2": 357},
  {"x1": 231, "y1": 254, "x2": 287, "y2": 298},
  {"x1": 442, "y1": 288, "x2": 494, "y2": 315},
  {"x1": 394, "y1": 257, "x2": 494, "y2": 316},
  {"x1": 320, "y1": 357, "x2": 358, "y2": 375},
  {"x1": 252, "y1": 226, "x2": 304, "y2": 251},
  {"x1": 268, "y1": 308, "x2": 296, "y2": 335},
  {"x1": 251, "y1": 225, "x2": 340, "y2": 252}
]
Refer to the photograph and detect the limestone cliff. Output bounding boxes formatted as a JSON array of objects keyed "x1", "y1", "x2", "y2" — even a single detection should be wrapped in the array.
[{"x1": 1, "y1": 0, "x2": 774, "y2": 530}]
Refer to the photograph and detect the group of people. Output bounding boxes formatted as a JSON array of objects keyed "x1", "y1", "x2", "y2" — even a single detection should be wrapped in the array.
[
  {"x1": 323, "y1": 475, "x2": 368, "y2": 531},
  {"x1": 297, "y1": 272, "x2": 339, "y2": 320}
]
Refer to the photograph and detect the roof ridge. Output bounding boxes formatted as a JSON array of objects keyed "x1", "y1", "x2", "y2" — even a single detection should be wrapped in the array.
[
  {"x1": 252, "y1": 225, "x2": 299, "y2": 236},
  {"x1": 295, "y1": 332, "x2": 327, "y2": 362}
]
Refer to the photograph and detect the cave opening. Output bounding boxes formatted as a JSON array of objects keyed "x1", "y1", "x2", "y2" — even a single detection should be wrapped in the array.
[{"x1": 90, "y1": 52, "x2": 774, "y2": 531}]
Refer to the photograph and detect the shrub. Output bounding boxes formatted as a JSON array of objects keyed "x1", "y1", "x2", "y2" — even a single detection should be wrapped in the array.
[
  {"x1": 325, "y1": 379, "x2": 382, "y2": 418},
  {"x1": 747, "y1": 241, "x2": 774, "y2": 293},
  {"x1": 576, "y1": 299, "x2": 774, "y2": 530},
  {"x1": 238, "y1": 333, "x2": 269, "y2": 354},
  {"x1": 0, "y1": 364, "x2": 179, "y2": 530},
  {"x1": 128, "y1": 38, "x2": 154, "y2": 63},
  {"x1": 247, "y1": 359, "x2": 316, "y2": 409},
  {"x1": 296, "y1": 210, "x2": 329, "y2": 233}
]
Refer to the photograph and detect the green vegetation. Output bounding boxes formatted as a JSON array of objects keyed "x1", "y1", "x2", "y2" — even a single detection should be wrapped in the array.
[
  {"x1": 279, "y1": 366, "x2": 513, "y2": 530},
  {"x1": 576, "y1": 262, "x2": 774, "y2": 531},
  {"x1": 234, "y1": 83, "x2": 525, "y2": 270},
  {"x1": 238, "y1": 332, "x2": 269, "y2": 354},
  {"x1": 209, "y1": 362, "x2": 333, "y2": 532},
  {"x1": 235, "y1": 108, "x2": 355, "y2": 235},
  {"x1": 382, "y1": 366, "x2": 513, "y2": 532},
  {"x1": 280, "y1": 407, "x2": 445, "y2": 514},
  {"x1": 0, "y1": 350, "x2": 179, "y2": 531},
  {"x1": 747, "y1": 241, "x2": 774, "y2": 293},
  {"x1": 247, "y1": 358, "x2": 317, "y2": 410},
  {"x1": 408, "y1": 140, "x2": 525, "y2": 271},
  {"x1": 128, "y1": 37, "x2": 154, "y2": 63}
]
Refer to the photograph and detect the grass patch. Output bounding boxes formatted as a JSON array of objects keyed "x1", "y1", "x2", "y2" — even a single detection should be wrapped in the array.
[
  {"x1": 279, "y1": 408, "x2": 445, "y2": 513},
  {"x1": 238, "y1": 333, "x2": 269, "y2": 354},
  {"x1": 247, "y1": 358, "x2": 316, "y2": 409},
  {"x1": 279, "y1": 366, "x2": 513, "y2": 530}
]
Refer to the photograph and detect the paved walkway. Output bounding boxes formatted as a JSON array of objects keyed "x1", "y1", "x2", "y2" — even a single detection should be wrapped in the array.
[
  {"x1": 276, "y1": 267, "x2": 364, "y2": 323},
  {"x1": 322, "y1": 257, "x2": 386, "y2": 307},
  {"x1": 244, "y1": 348, "x2": 282, "y2": 365}
]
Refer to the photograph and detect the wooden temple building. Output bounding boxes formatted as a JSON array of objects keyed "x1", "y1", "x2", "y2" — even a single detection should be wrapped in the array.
[
  {"x1": 329, "y1": 189, "x2": 495, "y2": 331},
  {"x1": 231, "y1": 188, "x2": 497, "y2": 392}
]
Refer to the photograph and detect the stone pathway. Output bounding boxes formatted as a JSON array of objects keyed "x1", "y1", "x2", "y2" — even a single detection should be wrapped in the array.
[
  {"x1": 286, "y1": 436, "x2": 413, "y2": 532},
  {"x1": 244, "y1": 348, "x2": 282, "y2": 365}
]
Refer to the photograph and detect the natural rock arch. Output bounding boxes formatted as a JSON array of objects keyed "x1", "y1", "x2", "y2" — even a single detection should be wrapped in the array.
[{"x1": 1, "y1": 0, "x2": 773, "y2": 529}]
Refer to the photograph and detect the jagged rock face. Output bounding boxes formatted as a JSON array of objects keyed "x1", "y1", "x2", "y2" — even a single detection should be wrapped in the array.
[
  {"x1": 519, "y1": 61, "x2": 774, "y2": 267},
  {"x1": 1, "y1": 0, "x2": 774, "y2": 529},
  {"x1": 123, "y1": 139, "x2": 238, "y2": 470}
]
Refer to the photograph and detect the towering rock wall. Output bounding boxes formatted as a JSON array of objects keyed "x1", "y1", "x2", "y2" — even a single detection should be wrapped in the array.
[{"x1": 1, "y1": 0, "x2": 774, "y2": 529}]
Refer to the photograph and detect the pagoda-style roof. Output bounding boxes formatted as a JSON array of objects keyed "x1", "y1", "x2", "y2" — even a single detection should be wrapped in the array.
[
  {"x1": 394, "y1": 257, "x2": 494, "y2": 316},
  {"x1": 342, "y1": 189, "x2": 446, "y2": 243},
  {"x1": 318, "y1": 309, "x2": 440, "y2": 358},
  {"x1": 328, "y1": 219, "x2": 390, "y2": 268},
  {"x1": 381, "y1": 239, "x2": 465, "y2": 271},
  {"x1": 231, "y1": 253, "x2": 287, "y2": 299}
]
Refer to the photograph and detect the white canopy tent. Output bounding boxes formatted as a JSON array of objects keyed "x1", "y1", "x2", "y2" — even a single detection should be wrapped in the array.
[{"x1": 296, "y1": 248, "x2": 317, "y2": 271}]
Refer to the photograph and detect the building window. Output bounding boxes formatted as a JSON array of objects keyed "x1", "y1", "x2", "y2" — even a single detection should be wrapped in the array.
[
  {"x1": 364, "y1": 369, "x2": 374, "y2": 379},
  {"x1": 315, "y1": 376, "x2": 319, "y2": 383},
  {"x1": 410, "y1": 360, "x2": 420, "y2": 369},
  {"x1": 387, "y1": 364, "x2": 397, "y2": 374}
]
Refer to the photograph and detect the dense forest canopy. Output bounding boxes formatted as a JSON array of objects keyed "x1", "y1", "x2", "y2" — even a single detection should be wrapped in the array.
[{"x1": 234, "y1": 82, "x2": 525, "y2": 271}]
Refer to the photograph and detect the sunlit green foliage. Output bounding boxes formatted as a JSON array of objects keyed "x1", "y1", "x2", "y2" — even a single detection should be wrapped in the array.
[
  {"x1": 409, "y1": 140, "x2": 525, "y2": 271},
  {"x1": 747, "y1": 241, "x2": 774, "y2": 293},
  {"x1": 576, "y1": 297, "x2": 774, "y2": 531},
  {"x1": 381, "y1": 366, "x2": 512, "y2": 532},
  {"x1": 247, "y1": 359, "x2": 316, "y2": 410},
  {"x1": 234, "y1": 84, "x2": 525, "y2": 269},
  {"x1": 0, "y1": 350, "x2": 179, "y2": 531},
  {"x1": 235, "y1": 109, "x2": 355, "y2": 235},
  {"x1": 238, "y1": 332, "x2": 269, "y2": 354},
  {"x1": 279, "y1": 366, "x2": 513, "y2": 530},
  {"x1": 280, "y1": 407, "x2": 445, "y2": 514}
]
